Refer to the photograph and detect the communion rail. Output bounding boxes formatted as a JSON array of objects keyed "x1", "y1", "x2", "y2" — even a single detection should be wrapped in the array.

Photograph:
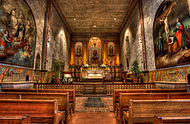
[{"x1": 34, "y1": 83, "x2": 155, "y2": 96}]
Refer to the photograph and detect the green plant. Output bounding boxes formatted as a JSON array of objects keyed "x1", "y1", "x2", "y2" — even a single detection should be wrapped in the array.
[
  {"x1": 52, "y1": 60, "x2": 63, "y2": 82},
  {"x1": 130, "y1": 60, "x2": 140, "y2": 77}
]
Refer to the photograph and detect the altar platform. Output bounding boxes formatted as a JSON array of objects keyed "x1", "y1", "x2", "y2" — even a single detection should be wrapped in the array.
[{"x1": 81, "y1": 65, "x2": 109, "y2": 82}]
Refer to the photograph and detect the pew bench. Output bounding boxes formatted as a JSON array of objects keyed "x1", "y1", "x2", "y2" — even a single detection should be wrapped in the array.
[
  {"x1": 113, "y1": 89, "x2": 187, "y2": 113},
  {"x1": 0, "y1": 115, "x2": 31, "y2": 124},
  {"x1": 118, "y1": 92, "x2": 190, "y2": 124},
  {"x1": 123, "y1": 99, "x2": 190, "y2": 124},
  {"x1": 0, "y1": 92, "x2": 70, "y2": 123},
  {"x1": 0, "y1": 99, "x2": 64, "y2": 124},
  {"x1": 1, "y1": 88, "x2": 76, "y2": 112},
  {"x1": 154, "y1": 115, "x2": 190, "y2": 124}
]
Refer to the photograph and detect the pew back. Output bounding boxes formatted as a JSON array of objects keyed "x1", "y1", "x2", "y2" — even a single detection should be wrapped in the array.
[
  {"x1": 0, "y1": 115, "x2": 31, "y2": 124},
  {"x1": 154, "y1": 115, "x2": 190, "y2": 124},
  {"x1": 0, "y1": 99, "x2": 60, "y2": 124},
  {"x1": 113, "y1": 89, "x2": 187, "y2": 111},
  {"x1": 128, "y1": 99, "x2": 190, "y2": 124},
  {"x1": 1, "y1": 88, "x2": 75, "y2": 111},
  {"x1": 0, "y1": 92, "x2": 69, "y2": 112}
]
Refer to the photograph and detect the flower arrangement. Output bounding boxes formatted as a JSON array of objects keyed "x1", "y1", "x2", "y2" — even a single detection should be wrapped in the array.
[
  {"x1": 100, "y1": 64, "x2": 107, "y2": 68},
  {"x1": 82, "y1": 64, "x2": 89, "y2": 68}
]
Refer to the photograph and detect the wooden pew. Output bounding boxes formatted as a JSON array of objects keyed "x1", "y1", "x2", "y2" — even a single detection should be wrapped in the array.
[
  {"x1": 113, "y1": 89, "x2": 187, "y2": 112},
  {"x1": 0, "y1": 115, "x2": 31, "y2": 124},
  {"x1": 1, "y1": 88, "x2": 76, "y2": 112},
  {"x1": 119, "y1": 92, "x2": 190, "y2": 123},
  {"x1": 123, "y1": 99, "x2": 190, "y2": 124},
  {"x1": 0, "y1": 92, "x2": 70, "y2": 123},
  {"x1": 119, "y1": 92, "x2": 190, "y2": 124},
  {"x1": 154, "y1": 115, "x2": 190, "y2": 124},
  {"x1": 0, "y1": 99, "x2": 64, "y2": 124}
]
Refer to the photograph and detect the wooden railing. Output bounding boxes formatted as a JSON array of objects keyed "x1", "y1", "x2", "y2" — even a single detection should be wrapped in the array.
[{"x1": 34, "y1": 83, "x2": 155, "y2": 95}]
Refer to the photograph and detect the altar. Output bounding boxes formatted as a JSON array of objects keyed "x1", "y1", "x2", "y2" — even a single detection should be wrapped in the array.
[{"x1": 81, "y1": 65, "x2": 109, "y2": 81}]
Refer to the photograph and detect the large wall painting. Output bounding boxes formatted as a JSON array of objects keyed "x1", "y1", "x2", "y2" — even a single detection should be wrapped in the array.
[
  {"x1": 0, "y1": 0, "x2": 36, "y2": 67},
  {"x1": 154, "y1": 0, "x2": 190, "y2": 69}
]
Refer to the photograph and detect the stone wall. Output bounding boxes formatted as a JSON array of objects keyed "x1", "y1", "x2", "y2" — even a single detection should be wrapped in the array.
[
  {"x1": 26, "y1": 0, "x2": 71, "y2": 71},
  {"x1": 120, "y1": 3, "x2": 143, "y2": 71},
  {"x1": 142, "y1": 0, "x2": 164, "y2": 71},
  {"x1": 120, "y1": 0, "x2": 165, "y2": 72},
  {"x1": 46, "y1": 4, "x2": 71, "y2": 71},
  {"x1": 26, "y1": 0, "x2": 47, "y2": 70}
]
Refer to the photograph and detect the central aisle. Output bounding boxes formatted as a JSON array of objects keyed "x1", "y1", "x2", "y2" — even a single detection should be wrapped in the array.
[
  {"x1": 69, "y1": 112, "x2": 118, "y2": 124},
  {"x1": 69, "y1": 96, "x2": 118, "y2": 124}
]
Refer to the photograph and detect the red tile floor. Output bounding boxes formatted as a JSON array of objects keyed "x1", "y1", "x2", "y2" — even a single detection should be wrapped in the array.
[
  {"x1": 69, "y1": 112, "x2": 118, "y2": 124},
  {"x1": 68, "y1": 97, "x2": 119, "y2": 124}
]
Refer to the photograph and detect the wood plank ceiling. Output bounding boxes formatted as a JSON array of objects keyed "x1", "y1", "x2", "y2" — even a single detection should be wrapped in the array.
[{"x1": 55, "y1": 0, "x2": 132, "y2": 34}]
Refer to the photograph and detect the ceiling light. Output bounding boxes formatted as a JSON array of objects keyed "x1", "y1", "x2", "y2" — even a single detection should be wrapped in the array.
[
  {"x1": 114, "y1": 18, "x2": 117, "y2": 20},
  {"x1": 93, "y1": 25, "x2": 96, "y2": 28},
  {"x1": 73, "y1": 18, "x2": 76, "y2": 21}
]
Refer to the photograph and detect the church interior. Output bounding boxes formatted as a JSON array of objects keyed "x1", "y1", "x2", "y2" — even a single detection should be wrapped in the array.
[{"x1": 0, "y1": 0, "x2": 190, "y2": 123}]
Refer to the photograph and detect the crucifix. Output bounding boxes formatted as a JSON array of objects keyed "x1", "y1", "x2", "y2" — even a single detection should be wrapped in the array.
[{"x1": 157, "y1": 1, "x2": 176, "y2": 43}]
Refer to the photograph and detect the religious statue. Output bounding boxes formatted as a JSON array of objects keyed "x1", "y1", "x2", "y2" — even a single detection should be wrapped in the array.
[
  {"x1": 76, "y1": 46, "x2": 82, "y2": 56},
  {"x1": 108, "y1": 45, "x2": 114, "y2": 56},
  {"x1": 92, "y1": 43, "x2": 98, "y2": 59}
]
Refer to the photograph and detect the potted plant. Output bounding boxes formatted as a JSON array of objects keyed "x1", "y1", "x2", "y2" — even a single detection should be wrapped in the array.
[{"x1": 130, "y1": 60, "x2": 140, "y2": 83}]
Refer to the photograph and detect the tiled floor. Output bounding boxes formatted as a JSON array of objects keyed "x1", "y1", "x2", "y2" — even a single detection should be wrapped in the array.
[
  {"x1": 75, "y1": 96, "x2": 113, "y2": 112},
  {"x1": 69, "y1": 112, "x2": 118, "y2": 124},
  {"x1": 69, "y1": 96, "x2": 117, "y2": 124}
]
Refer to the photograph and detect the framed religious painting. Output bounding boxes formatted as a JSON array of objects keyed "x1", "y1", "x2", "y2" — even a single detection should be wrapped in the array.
[
  {"x1": 154, "y1": 0, "x2": 190, "y2": 68},
  {"x1": 0, "y1": 0, "x2": 36, "y2": 67}
]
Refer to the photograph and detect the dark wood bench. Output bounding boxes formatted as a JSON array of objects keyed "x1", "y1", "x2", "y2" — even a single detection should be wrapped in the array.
[
  {"x1": 0, "y1": 99, "x2": 64, "y2": 124},
  {"x1": 0, "y1": 92, "x2": 70, "y2": 123},
  {"x1": 123, "y1": 99, "x2": 190, "y2": 124},
  {"x1": 154, "y1": 115, "x2": 190, "y2": 124},
  {"x1": 113, "y1": 89, "x2": 187, "y2": 112},
  {"x1": 119, "y1": 92, "x2": 190, "y2": 124},
  {"x1": 1, "y1": 88, "x2": 76, "y2": 112},
  {"x1": 0, "y1": 115, "x2": 31, "y2": 124}
]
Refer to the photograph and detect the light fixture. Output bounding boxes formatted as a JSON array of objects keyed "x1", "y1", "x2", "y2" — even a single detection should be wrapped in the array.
[
  {"x1": 93, "y1": 25, "x2": 96, "y2": 28},
  {"x1": 73, "y1": 18, "x2": 76, "y2": 21},
  {"x1": 114, "y1": 18, "x2": 117, "y2": 20}
]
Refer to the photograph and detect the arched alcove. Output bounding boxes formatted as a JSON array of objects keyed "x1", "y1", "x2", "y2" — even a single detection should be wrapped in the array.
[
  {"x1": 153, "y1": 0, "x2": 190, "y2": 69},
  {"x1": 35, "y1": 53, "x2": 40, "y2": 70}
]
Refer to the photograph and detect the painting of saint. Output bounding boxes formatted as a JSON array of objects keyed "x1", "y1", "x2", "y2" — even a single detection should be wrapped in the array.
[
  {"x1": 173, "y1": 17, "x2": 188, "y2": 51},
  {"x1": 0, "y1": 0, "x2": 36, "y2": 67},
  {"x1": 153, "y1": 0, "x2": 190, "y2": 68}
]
